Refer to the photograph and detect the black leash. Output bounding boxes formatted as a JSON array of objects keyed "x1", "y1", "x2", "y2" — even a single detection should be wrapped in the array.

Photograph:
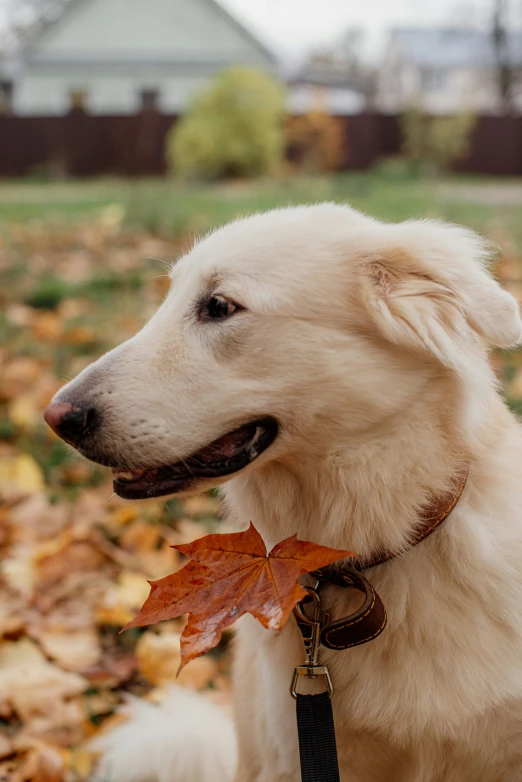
[{"x1": 296, "y1": 693, "x2": 340, "y2": 782}]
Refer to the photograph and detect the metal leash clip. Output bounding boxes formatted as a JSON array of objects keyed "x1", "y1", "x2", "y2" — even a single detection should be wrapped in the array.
[{"x1": 291, "y1": 585, "x2": 334, "y2": 699}]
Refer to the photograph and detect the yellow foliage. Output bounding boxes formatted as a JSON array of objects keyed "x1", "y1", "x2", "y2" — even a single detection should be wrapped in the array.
[
  {"x1": 136, "y1": 630, "x2": 217, "y2": 689},
  {"x1": 167, "y1": 67, "x2": 286, "y2": 179},
  {"x1": 96, "y1": 571, "x2": 152, "y2": 626},
  {"x1": 8, "y1": 394, "x2": 40, "y2": 431},
  {"x1": 286, "y1": 109, "x2": 346, "y2": 173},
  {"x1": 401, "y1": 106, "x2": 477, "y2": 174},
  {"x1": 0, "y1": 454, "x2": 45, "y2": 497}
]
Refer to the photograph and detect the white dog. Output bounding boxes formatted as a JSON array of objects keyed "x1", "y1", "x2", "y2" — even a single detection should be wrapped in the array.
[{"x1": 45, "y1": 205, "x2": 522, "y2": 782}]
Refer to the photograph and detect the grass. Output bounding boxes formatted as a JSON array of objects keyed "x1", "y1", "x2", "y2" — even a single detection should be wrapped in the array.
[{"x1": 1, "y1": 171, "x2": 522, "y2": 247}]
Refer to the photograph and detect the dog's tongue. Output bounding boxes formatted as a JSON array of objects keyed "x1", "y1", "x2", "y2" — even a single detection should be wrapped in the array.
[{"x1": 194, "y1": 424, "x2": 254, "y2": 463}]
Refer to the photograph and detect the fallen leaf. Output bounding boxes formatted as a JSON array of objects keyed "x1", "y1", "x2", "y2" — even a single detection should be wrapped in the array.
[
  {"x1": 5, "y1": 304, "x2": 36, "y2": 328},
  {"x1": 36, "y1": 540, "x2": 107, "y2": 586},
  {"x1": 0, "y1": 357, "x2": 42, "y2": 401},
  {"x1": 38, "y1": 628, "x2": 101, "y2": 673},
  {"x1": 135, "y1": 631, "x2": 181, "y2": 685},
  {"x1": 31, "y1": 312, "x2": 63, "y2": 342},
  {"x1": 0, "y1": 454, "x2": 45, "y2": 498},
  {"x1": 134, "y1": 629, "x2": 215, "y2": 688},
  {"x1": 508, "y1": 368, "x2": 522, "y2": 398},
  {"x1": 125, "y1": 524, "x2": 354, "y2": 670},
  {"x1": 1, "y1": 553, "x2": 35, "y2": 598},
  {"x1": 0, "y1": 638, "x2": 87, "y2": 722},
  {"x1": 0, "y1": 592, "x2": 25, "y2": 636},
  {"x1": 9, "y1": 492, "x2": 70, "y2": 546},
  {"x1": 63, "y1": 325, "x2": 97, "y2": 346},
  {"x1": 8, "y1": 395, "x2": 40, "y2": 431},
  {"x1": 0, "y1": 760, "x2": 17, "y2": 779},
  {"x1": 177, "y1": 655, "x2": 218, "y2": 690},
  {"x1": 14, "y1": 744, "x2": 65, "y2": 782},
  {"x1": 57, "y1": 746, "x2": 94, "y2": 778},
  {"x1": 182, "y1": 494, "x2": 221, "y2": 518},
  {"x1": 60, "y1": 463, "x2": 93, "y2": 484},
  {"x1": 96, "y1": 571, "x2": 153, "y2": 626},
  {"x1": 83, "y1": 654, "x2": 137, "y2": 689},
  {"x1": 112, "y1": 506, "x2": 139, "y2": 525},
  {"x1": 0, "y1": 734, "x2": 12, "y2": 760}
]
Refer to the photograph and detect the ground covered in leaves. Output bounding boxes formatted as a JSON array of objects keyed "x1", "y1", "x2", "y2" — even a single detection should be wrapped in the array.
[
  {"x1": 0, "y1": 211, "x2": 234, "y2": 781},
  {"x1": 1, "y1": 193, "x2": 522, "y2": 781}
]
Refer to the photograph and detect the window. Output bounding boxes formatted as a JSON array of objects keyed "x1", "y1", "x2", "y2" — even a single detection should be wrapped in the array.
[{"x1": 420, "y1": 69, "x2": 448, "y2": 91}]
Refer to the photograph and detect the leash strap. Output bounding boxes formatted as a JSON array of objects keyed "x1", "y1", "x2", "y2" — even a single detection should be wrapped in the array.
[{"x1": 296, "y1": 693, "x2": 340, "y2": 782}]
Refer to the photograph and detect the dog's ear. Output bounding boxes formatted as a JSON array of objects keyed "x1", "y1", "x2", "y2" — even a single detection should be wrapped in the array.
[{"x1": 360, "y1": 223, "x2": 522, "y2": 372}]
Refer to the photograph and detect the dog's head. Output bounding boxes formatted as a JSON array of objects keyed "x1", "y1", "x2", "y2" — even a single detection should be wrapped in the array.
[{"x1": 44, "y1": 204, "x2": 521, "y2": 499}]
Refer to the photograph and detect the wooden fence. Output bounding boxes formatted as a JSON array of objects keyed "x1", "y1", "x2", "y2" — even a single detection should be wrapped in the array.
[{"x1": 1, "y1": 111, "x2": 521, "y2": 178}]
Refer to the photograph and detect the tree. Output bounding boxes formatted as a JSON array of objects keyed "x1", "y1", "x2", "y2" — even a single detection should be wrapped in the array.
[
  {"x1": 167, "y1": 67, "x2": 286, "y2": 180},
  {"x1": 401, "y1": 105, "x2": 477, "y2": 176},
  {"x1": 1, "y1": 0, "x2": 71, "y2": 49}
]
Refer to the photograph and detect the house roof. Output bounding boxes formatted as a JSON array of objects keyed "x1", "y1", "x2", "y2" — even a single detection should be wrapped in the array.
[
  {"x1": 391, "y1": 27, "x2": 522, "y2": 69},
  {"x1": 290, "y1": 63, "x2": 364, "y2": 91},
  {"x1": 21, "y1": 0, "x2": 277, "y2": 65}
]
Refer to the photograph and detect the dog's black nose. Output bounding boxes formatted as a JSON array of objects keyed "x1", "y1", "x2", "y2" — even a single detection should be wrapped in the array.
[{"x1": 44, "y1": 401, "x2": 97, "y2": 445}]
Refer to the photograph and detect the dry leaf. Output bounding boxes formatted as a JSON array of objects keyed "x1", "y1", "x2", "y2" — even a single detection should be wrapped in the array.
[
  {"x1": 14, "y1": 744, "x2": 65, "y2": 782},
  {"x1": 508, "y1": 368, "x2": 522, "y2": 398},
  {"x1": 0, "y1": 734, "x2": 12, "y2": 760},
  {"x1": 57, "y1": 747, "x2": 94, "y2": 778},
  {"x1": 135, "y1": 630, "x2": 216, "y2": 688},
  {"x1": 8, "y1": 395, "x2": 40, "y2": 431},
  {"x1": 0, "y1": 357, "x2": 42, "y2": 401},
  {"x1": 83, "y1": 654, "x2": 137, "y2": 689},
  {"x1": 38, "y1": 628, "x2": 101, "y2": 673},
  {"x1": 182, "y1": 494, "x2": 221, "y2": 517},
  {"x1": 177, "y1": 655, "x2": 218, "y2": 690},
  {"x1": 125, "y1": 524, "x2": 354, "y2": 670},
  {"x1": 0, "y1": 454, "x2": 45, "y2": 498},
  {"x1": 135, "y1": 631, "x2": 181, "y2": 685},
  {"x1": 96, "y1": 571, "x2": 153, "y2": 626},
  {"x1": 0, "y1": 638, "x2": 87, "y2": 722},
  {"x1": 31, "y1": 312, "x2": 63, "y2": 342}
]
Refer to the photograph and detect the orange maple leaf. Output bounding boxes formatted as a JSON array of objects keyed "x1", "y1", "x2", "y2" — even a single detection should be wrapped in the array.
[{"x1": 124, "y1": 523, "x2": 355, "y2": 670}]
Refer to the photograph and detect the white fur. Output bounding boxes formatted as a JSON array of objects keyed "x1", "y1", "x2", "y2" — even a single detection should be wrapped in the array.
[
  {"x1": 58, "y1": 205, "x2": 522, "y2": 781},
  {"x1": 90, "y1": 687, "x2": 237, "y2": 782}
]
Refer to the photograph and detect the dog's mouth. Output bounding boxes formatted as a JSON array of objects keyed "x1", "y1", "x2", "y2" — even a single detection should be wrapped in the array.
[{"x1": 111, "y1": 416, "x2": 279, "y2": 500}]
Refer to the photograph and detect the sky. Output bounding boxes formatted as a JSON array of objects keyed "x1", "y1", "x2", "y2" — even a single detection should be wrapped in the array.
[
  {"x1": 219, "y1": 0, "x2": 500, "y2": 62},
  {"x1": 0, "y1": 0, "x2": 518, "y2": 62}
]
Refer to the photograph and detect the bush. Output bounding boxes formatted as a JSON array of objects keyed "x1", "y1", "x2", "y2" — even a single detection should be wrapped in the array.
[
  {"x1": 25, "y1": 275, "x2": 74, "y2": 310},
  {"x1": 401, "y1": 106, "x2": 476, "y2": 175},
  {"x1": 286, "y1": 110, "x2": 346, "y2": 174},
  {"x1": 168, "y1": 67, "x2": 286, "y2": 179}
]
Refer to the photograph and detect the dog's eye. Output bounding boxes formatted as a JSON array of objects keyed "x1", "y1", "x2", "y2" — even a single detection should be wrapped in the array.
[{"x1": 200, "y1": 295, "x2": 241, "y2": 321}]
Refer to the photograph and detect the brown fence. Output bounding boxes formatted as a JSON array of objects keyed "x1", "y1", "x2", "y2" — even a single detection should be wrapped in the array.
[
  {"x1": 1, "y1": 111, "x2": 521, "y2": 178},
  {"x1": 0, "y1": 111, "x2": 177, "y2": 178}
]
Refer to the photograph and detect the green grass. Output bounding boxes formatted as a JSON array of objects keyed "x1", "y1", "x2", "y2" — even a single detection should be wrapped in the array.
[{"x1": 1, "y1": 172, "x2": 521, "y2": 246}]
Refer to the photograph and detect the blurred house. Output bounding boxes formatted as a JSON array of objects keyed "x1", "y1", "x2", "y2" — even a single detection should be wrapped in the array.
[
  {"x1": 7, "y1": 0, "x2": 276, "y2": 115},
  {"x1": 378, "y1": 28, "x2": 522, "y2": 114},
  {"x1": 287, "y1": 59, "x2": 366, "y2": 116},
  {"x1": 288, "y1": 31, "x2": 374, "y2": 116}
]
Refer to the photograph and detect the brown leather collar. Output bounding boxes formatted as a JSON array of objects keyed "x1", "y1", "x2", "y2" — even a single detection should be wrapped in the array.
[
  {"x1": 359, "y1": 464, "x2": 470, "y2": 571},
  {"x1": 301, "y1": 465, "x2": 470, "y2": 652}
]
